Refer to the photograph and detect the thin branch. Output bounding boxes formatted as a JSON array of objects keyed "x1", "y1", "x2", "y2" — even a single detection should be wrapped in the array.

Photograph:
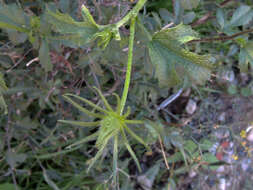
[
  {"x1": 191, "y1": 0, "x2": 234, "y2": 28},
  {"x1": 159, "y1": 136, "x2": 170, "y2": 170},
  {"x1": 188, "y1": 28, "x2": 253, "y2": 43}
]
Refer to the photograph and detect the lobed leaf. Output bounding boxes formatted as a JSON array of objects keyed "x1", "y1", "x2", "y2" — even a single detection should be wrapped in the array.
[
  {"x1": 46, "y1": 8, "x2": 99, "y2": 46},
  {"x1": 148, "y1": 24, "x2": 214, "y2": 88}
]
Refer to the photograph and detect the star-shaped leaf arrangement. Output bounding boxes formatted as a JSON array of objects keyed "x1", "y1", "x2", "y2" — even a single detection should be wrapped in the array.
[
  {"x1": 58, "y1": 87, "x2": 150, "y2": 174},
  {"x1": 148, "y1": 24, "x2": 214, "y2": 88}
]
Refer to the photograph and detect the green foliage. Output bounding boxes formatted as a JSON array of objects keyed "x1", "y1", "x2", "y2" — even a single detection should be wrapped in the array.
[
  {"x1": 148, "y1": 24, "x2": 214, "y2": 88},
  {"x1": 58, "y1": 87, "x2": 149, "y2": 180},
  {"x1": 0, "y1": 72, "x2": 8, "y2": 114},
  {"x1": 0, "y1": 4, "x2": 28, "y2": 33},
  {"x1": 224, "y1": 5, "x2": 253, "y2": 31},
  {"x1": 180, "y1": 0, "x2": 200, "y2": 10},
  {"x1": 239, "y1": 42, "x2": 253, "y2": 72},
  {"x1": 0, "y1": 183, "x2": 19, "y2": 190},
  {"x1": 39, "y1": 39, "x2": 52, "y2": 72},
  {"x1": 0, "y1": 0, "x2": 252, "y2": 189},
  {"x1": 46, "y1": 8, "x2": 99, "y2": 46}
]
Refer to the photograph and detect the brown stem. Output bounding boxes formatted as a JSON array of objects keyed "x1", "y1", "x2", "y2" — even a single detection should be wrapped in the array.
[
  {"x1": 191, "y1": 0, "x2": 234, "y2": 28},
  {"x1": 188, "y1": 28, "x2": 253, "y2": 43}
]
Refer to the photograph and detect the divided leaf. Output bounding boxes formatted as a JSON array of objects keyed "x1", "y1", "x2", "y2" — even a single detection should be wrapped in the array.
[
  {"x1": 46, "y1": 5, "x2": 119, "y2": 48},
  {"x1": 148, "y1": 24, "x2": 213, "y2": 88},
  {"x1": 46, "y1": 9, "x2": 98, "y2": 46}
]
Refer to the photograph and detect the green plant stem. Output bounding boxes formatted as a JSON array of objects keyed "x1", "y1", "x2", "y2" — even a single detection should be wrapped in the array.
[
  {"x1": 120, "y1": 17, "x2": 136, "y2": 115},
  {"x1": 188, "y1": 28, "x2": 253, "y2": 43},
  {"x1": 115, "y1": 0, "x2": 147, "y2": 28},
  {"x1": 113, "y1": 135, "x2": 118, "y2": 185}
]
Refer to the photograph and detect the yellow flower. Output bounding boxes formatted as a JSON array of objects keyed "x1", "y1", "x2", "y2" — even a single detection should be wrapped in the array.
[
  {"x1": 240, "y1": 130, "x2": 247, "y2": 138},
  {"x1": 232, "y1": 154, "x2": 238, "y2": 160}
]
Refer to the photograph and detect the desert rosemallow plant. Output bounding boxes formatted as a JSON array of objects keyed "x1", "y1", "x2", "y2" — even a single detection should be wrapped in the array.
[
  {"x1": 58, "y1": 0, "x2": 150, "y2": 183},
  {"x1": 54, "y1": 0, "x2": 215, "y2": 183}
]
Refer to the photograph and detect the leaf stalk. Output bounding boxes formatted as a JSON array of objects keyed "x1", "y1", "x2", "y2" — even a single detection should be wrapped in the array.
[{"x1": 120, "y1": 17, "x2": 136, "y2": 115}]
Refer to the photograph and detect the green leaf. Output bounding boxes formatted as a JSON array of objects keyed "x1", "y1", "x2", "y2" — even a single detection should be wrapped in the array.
[
  {"x1": 200, "y1": 139, "x2": 215, "y2": 151},
  {"x1": 148, "y1": 24, "x2": 213, "y2": 88},
  {"x1": 0, "y1": 72, "x2": 8, "y2": 114},
  {"x1": 225, "y1": 5, "x2": 253, "y2": 29},
  {"x1": 180, "y1": 0, "x2": 199, "y2": 10},
  {"x1": 240, "y1": 87, "x2": 252, "y2": 97},
  {"x1": 113, "y1": 135, "x2": 118, "y2": 183},
  {"x1": 46, "y1": 5, "x2": 121, "y2": 48},
  {"x1": 58, "y1": 120, "x2": 100, "y2": 127},
  {"x1": 227, "y1": 84, "x2": 238, "y2": 95},
  {"x1": 0, "y1": 4, "x2": 28, "y2": 32},
  {"x1": 6, "y1": 150, "x2": 27, "y2": 169},
  {"x1": 202, "y1": 153, "x2": 219, "y2": 170},
  {"x1": 144, "y1": 163, "x2": 160, "y2": 184},
  {"x1": 184, "y1": 140, "x2": 197, "y2": 155},
  {"x1": 43, "y1": 169, "x2": 60, "y2": 190},
  {"x1": 46, "y1": 7, "x2": 99, "y2": 46},
  {"x1": 216, "y1": 8, "x2": 225, "y2": 29},
  {"x1": 167, "y1": 152, "x2": 184, "y2": 163},
  {"x1": 39, "y1": 39, "x2": 53, "y2": 72},
  {"x1": 239, "y1": 42, "x2": 253, "y2": 72},
  {"x1": 62, "y1": 94, "x2": 106, "y2": 118},
  {"x1": 0, "y1": 183, "x2": 20, "y2": 190}
]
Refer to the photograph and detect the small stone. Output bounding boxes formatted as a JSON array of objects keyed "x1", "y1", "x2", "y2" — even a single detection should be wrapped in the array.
[
  {"x1": 246, "y1": 129, "x2": 253, "y2": 142},
  {"x1": 218, "y1": 112, "x2": 226, "y2": 122},
  {"x1": 186, "y1": 99, "x2": 197, "y2": 115},
  {"x1": 240, "y1": 73, "x2": 250, "y2": 85},
  {"x1": 189, "y1": 169, "x2": 197, "y2": 178},
  {"x1": 181, "y1": 88, "x2": 191, "y2": 97},
  {"x1": 137, "y1": 175, "x2": 152, "y2": 190},
  {"x1": 241, "y1": 158, "x2": 251, "y2": 171},
  {"x1": 219, "y1": 178, "x2": 226, "y2": 190},
  {"x1": 222, "y1": 70, "x2": 235, "y2": 83},
  {"x1": 216, "y1": 166, "x2": 225, "y2": 173}
]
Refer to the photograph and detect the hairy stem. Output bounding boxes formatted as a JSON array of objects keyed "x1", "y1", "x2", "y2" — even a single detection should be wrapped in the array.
[
  {"x1": 115, "y1": 0, "x2": 147, "y2": 28},
  {"x1": 120, "y1": 17, "x2": 136, "y2": 115}
]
